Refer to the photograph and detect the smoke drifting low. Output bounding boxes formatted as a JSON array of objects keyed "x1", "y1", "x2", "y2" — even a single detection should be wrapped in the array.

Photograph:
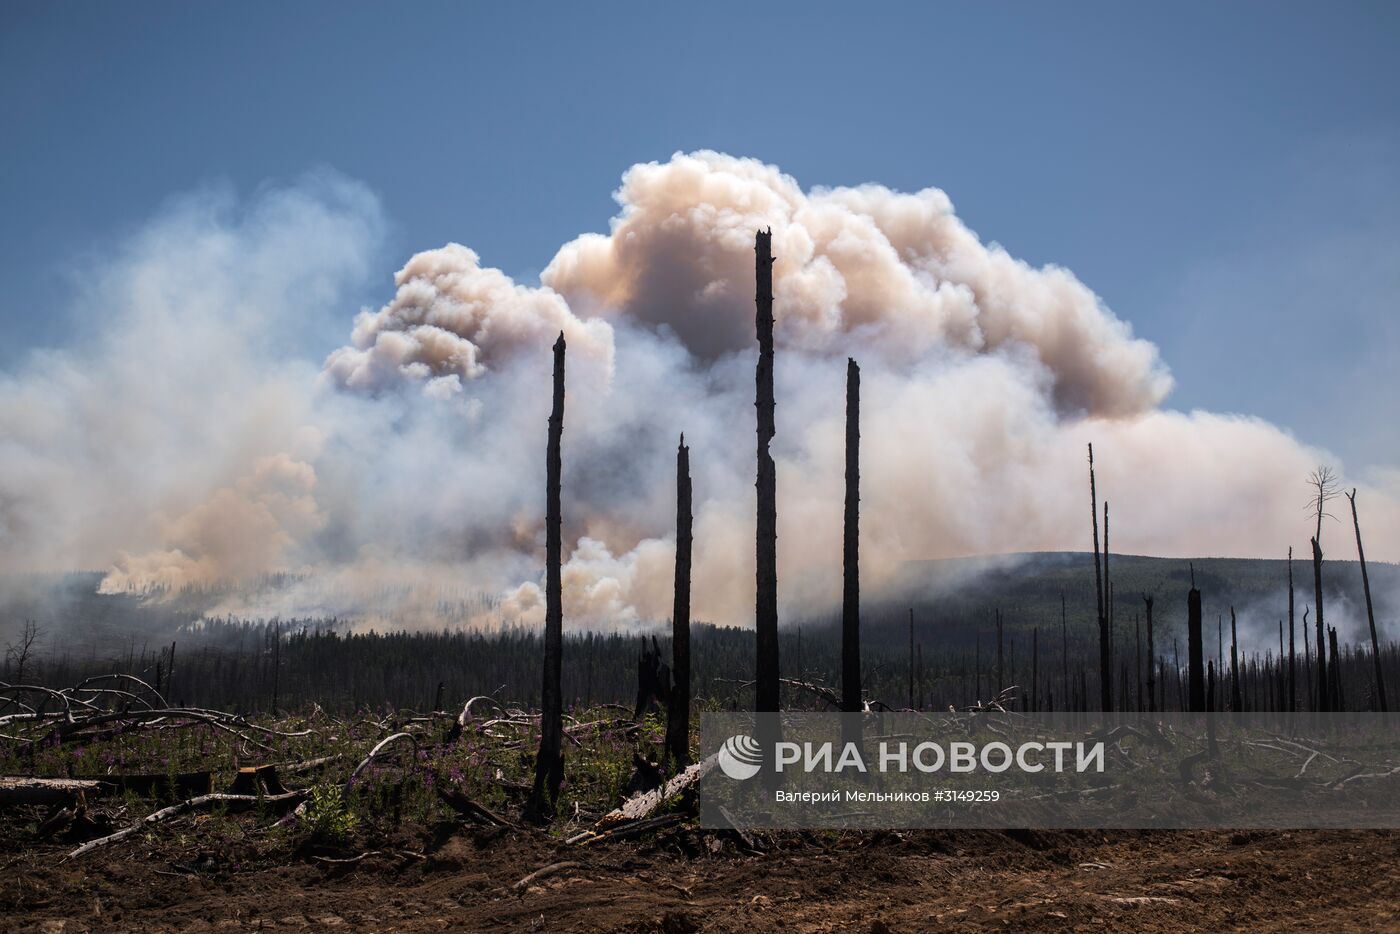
[{"x1": 2, "y1": 153, "x2": 1397, "y2": 631}]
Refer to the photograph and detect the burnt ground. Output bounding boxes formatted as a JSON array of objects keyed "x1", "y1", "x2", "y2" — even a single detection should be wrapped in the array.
[{"x1": 2, "y1": 827, "x2": 1397, "y2": 932}]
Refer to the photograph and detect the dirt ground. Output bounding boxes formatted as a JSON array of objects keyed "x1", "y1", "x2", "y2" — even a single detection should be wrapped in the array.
[{"x1": 3, "y1": 826, "x2": 1397, "y2": 932}]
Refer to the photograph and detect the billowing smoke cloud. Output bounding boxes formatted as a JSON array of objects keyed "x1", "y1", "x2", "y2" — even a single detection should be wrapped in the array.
[{"x1": 1, "y1": 152, "x2": 1397, "y2": 633}]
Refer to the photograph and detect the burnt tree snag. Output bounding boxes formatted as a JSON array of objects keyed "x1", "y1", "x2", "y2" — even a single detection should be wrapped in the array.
[
  {"x1": 1229, "y1": 607, "x2": 1241, "y2": 712},
  {"x1": 1088, "y1": 445, "x2": 1111, "y2": 711},
  {"x1": 1312, "y1": 537, "x2": 1328, "y2": 712},
  {"x1": 1347, "y1": 489, "x2": 1388, "y2": 711},
  {"x1": 526, "y1": 332, "x2": 566, "y2": 823},
  {"x1": 842, "y1": 359, "x2": 862, "y2": 715},
  {"x1": 666, "y1": 435, "x2": 693, "y2": 767},
  {"x1": 1144, "y1": 595, "x2": 1156, "y2": 712},
  {"x1": 1187, "y1": 569, "x2": 1205, "y2": 713},
  {"x1": 1288, "y1": 547, "x2": 1296, "y2": 712},
  {"x1": 754, "y1": 229, "x2": 780, "y2": 713}
]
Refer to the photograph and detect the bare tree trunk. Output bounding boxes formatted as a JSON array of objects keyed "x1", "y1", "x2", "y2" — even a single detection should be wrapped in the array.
[
  {"x1": 842, "y1": 360, "x2": 862, "y2": 715},
  {"x1": 1144, "y1": 595, "x2": 1156, "y2": 713},
  {"x1": 1328, "y1": 626, "x2": 1344, "y2": 711},
  {"x1": 1104, "y1": 503, "x2": 1113, "y2": 705},
  {"x1": 995, "y1": 609, "x2": 1005, "y2": 697},
  {"x1": 1347, "y1": 490, "x2": 1388, "y2": 711},
  {"x1": 1287, "y1": 548, "x2": 1296, "y2": 713},
  {"x1": 754, "y1": 229, "x2": 780, "y2": 714},
  {"x1": 526, "y1": 333, "x2": 566, "y2": 823},
  {"x1": 1303, "y1": 607, "x2": 1314, "y2": 711},
  {"x1": 1032, "y1": 627, "x2": 1040, "y2": 713},
  {"x1": 1061, "y1": 592, "x2": 1069, "y2": 709},
  {"x1": 1134, "y1": 615, "x2": 1142, "y2": 712},
  {"x1": 666, "y1": 435, "x2": 692, "y2": 769},
  {"x1": 1187, "y1": 572, "x2": 1205, "y2": 713},
  {"x1": 907, "y1": 609, "x2": 915, "y2": 710},
  {"x1": 1312, "y1": 537, "x2": 1328, "y2": 712},
  {"x1": 1088, "y1": 445, "x2": 1111, "y2": 712},
  {"x1": 1229, "y1": 607, "x2": 1241, "y2": 712}
]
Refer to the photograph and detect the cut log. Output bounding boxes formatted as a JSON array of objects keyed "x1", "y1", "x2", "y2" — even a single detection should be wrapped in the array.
[{"x1": 0, "y1": 777, "x2": 107, "y2": 808}]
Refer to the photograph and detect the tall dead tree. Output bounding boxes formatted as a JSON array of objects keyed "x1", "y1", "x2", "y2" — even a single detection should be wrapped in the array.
[
  {"x1": 1307, "y1": 466, "x2": 1339, "y2": 713},
  {"x1": 1088, "y1": 445, "x2": 1111, "y2": 711},
  {"x1": 1143, "y1": 595, "x2": 1156, "y2": 712},
  {"x1": 1347, "y1": 489, "x2": 1388, "y2": 711},
  {"x1": 1287, "y1": 547, "x2": 1296, "y2": 712},
  {"x1": 526, "y1": 332, "x2": 566, "y2": 823},
  {"x1": 1031, "y1": 627, "x2": 1040, "y2": 713},
  {"x1": 1187, "y1": 568, "x2": 1205, "y2": 712},
  {"x1": 1328, "y1": 626, "x2": 1344, "y2": 711},
  {"x1": 1302, "y1": 606, "x2": 1314, "y2": 710},
  {"x1": 1060, "y1": 592, "x2": 1069, "y2": 709},
  {"x1": 1229, "y1": 607, "x2": 1242, "y2": 712},
  {"x1": 841, "y1": 359, "x2": 862, "y2": 715},
  {"x1": 1134, "y1": 615, "x2": 1142, "y2": 712},
  {"x1": 1312, "y1": 537, "x2": 1328, "y2": 712},
  {"x1": 1104, "y1": 501, "x2": 1113, "y2": 696},
  {"x1": 995, "y1": 609, "x2": 1005, "y2": 696},
  {"x1": 907, "y1": 609, "x2": 915, "y2": 710},
  {"x1": 666, "y1": 435, "x2": 692, "y2": 768},
  {"x1": 754, "y1": 229, "x2": 780, "y2": 713}
]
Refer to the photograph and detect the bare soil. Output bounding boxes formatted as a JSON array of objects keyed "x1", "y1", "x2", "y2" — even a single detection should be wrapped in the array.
[{"x1": 3, "y1": 827, "x2": 1397, "y2": 932}]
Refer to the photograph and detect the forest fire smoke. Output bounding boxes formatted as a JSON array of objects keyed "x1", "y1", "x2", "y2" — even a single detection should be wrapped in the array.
[{"x1": 2, "y1": 153, "x2": 1397, "y2": 630}]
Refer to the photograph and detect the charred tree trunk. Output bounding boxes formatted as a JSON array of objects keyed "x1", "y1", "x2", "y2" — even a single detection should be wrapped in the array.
[
  {"x1": 842, "y1": 360, "x2": 862, "y2": 715},
  {"x1": 1303, "y1": 607, "x2": 1314, "y2": 711},
  {"x1": 1187, "y1": 574, "x2": 1205, "y2": 713},
  {"x1": 1061, "y1": 592, "x2": 1069, "y2": 709},
  {"x1": 526, "y1": 332, "x2": 566, "y2": 823},
  {"x1": 1134, "y1": 615, "x2": 1142, "y2": 713},
  {"x1": 1031, "y1": 627, "x2": 1040, "y2": 714},
  {"x1": 907, "y1": 609, "x2": 915, "y2": 710},
  {"x1": 666, "y1": 435, "x2": 692, "y2": 768},
  {"x1": 754, "y1": 229, "x2": 780, "y2": 713},
  {"x1": 995, "y1": 609, "x2": 1005, "y2": 697},
  {"x1": 1088, "y1": 445, "x2": 1111, "y2": 712},
  {"x1": 1287, "y1": 548, "x2": 1296, "y2": 713},
  {"x1": 1312, "y1": 537, "x2": 1328, "y2": 712},
  {"x1": 1144, "y1": 595, "x2": 1156, "y2": 713},
  {"x1": 1328, "y1": 627, "x2": 1344, "y2": 711},
  {"x1": 1229, "y1": 607, "x2": 1241, "y2": 712},
  {"x1": 1348, "y1": 490, "x2": 1388, "y2": 711}
]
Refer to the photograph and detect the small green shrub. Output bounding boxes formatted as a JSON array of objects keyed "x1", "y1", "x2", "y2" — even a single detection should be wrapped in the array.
[{"x1": 302, "y1": 783, "x2": 358, "y2": 843}]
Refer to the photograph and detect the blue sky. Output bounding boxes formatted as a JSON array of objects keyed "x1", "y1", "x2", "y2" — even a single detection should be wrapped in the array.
[{"x1": 2, "y1": 1, "x2": 1398, "y2": 469}]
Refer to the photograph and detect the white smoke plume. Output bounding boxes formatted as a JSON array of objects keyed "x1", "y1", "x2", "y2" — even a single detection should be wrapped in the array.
[{"x1": 1, "y1": 152, "x2": 1397, "y2": 632}]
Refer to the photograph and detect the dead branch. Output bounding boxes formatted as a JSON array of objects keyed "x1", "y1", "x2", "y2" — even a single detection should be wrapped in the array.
[
  {"x1": 513, "y1": 860, "x2": 580, "y2": 892},
  {"x1": 435, "y1": 783, "x2": 516, "y2": 828},
  {"x1": 65, "y1": 790, "x2": 307, "y2": 859},
  {"x1": 344, "y1": 731, "x2": 417, "y2": 794}
]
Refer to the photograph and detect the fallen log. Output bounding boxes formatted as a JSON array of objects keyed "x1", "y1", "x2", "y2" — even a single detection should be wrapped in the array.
[
  {"x1": 0, "y1": 777, "x2": 107, "y2": 808},
  {"x1": 569, "y1": 813, "x2": 685, "y2": 846},
  {"x1": 66, "y1": 790, "x2": 307, "y2": 859},
  {"x1": 596, "y1": 753, "x2": 717, "y2": 829},
  {"x1": 435, "y1": 784, "x2": 516, "y2": 828}
]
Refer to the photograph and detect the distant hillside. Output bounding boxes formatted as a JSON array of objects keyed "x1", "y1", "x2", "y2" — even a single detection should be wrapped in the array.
[{"x1": 862, "y1": 552, "x2": 1400, "y2": 656}]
